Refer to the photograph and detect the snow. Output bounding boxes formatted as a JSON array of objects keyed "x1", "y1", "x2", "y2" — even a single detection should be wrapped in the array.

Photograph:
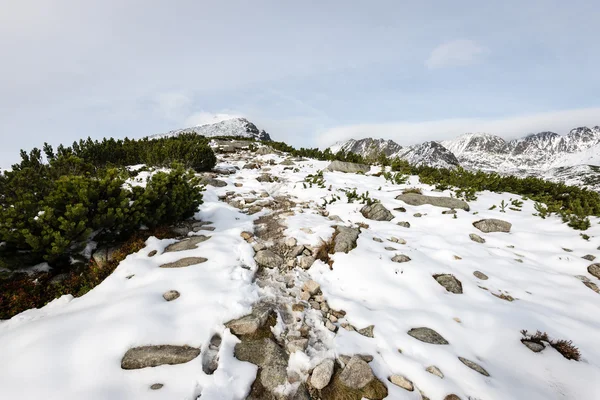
[{"x1": 1, "y1": 150, "x2": 600, "y2": 399}]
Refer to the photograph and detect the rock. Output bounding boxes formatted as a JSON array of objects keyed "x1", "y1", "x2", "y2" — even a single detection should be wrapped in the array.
[
  {"x1": 444, "y1": 395, "x2": 462, "y2": 400},
  {"x1": 563, "y1": 248, "x2": 573, "y2": 252},
  {"x1": 287, "y1": 338, "x2": 309, "y2": 353},
  {"x1": 254, "y1": 250, "x2": 283, "y2": 269},
  {"x1": 311, "y1": 359, "x2": 335, "y2": 390},
  {"x1": 333, "y1": 226, "x2": 360, "y2": 253},
  {"x1": 413, "y1": 213, "x2": 422, "y2": 217},
  {"x1": 339, "y1": 356, "x2": 375, "y2": 389},
  {"x1": 148, "y1": 250, "x2": 157, "y2": 257},
  {"x1": 357, "y1": 325, "x2": 374, "y2": 338},
  {"x1": 469, "y1": 233, "x2": 485, "y2": 243},
  {"x1": 583, "y1": 254, "x2": 596, "y2": 261},
  {"x1": 303, "y1": 280, "x2": 321, "y2": 295},
  {"x1": 473, "y1": 218, "x2": 512, "y2": 233},
  {"x1": 384, "y1": 246, "x2": 396, "y2": 251},
  {"x1": 584, "y1": 281, "x2": 600, "y2": 293},
  {"x1": 360, "y1": 203, "x2": 394, "y2": 221},
  {"x1": 442, "y1": 209, "x2": 457, "y2": 215},
  {"x1": 325, "y1": 320, "x2": 337, "y2": 332},
  {"x1": 522, "y1": 340, "x2": 545, "y2": 353},
  {"x1": 285, "y1": 237, "x2": 297, "y2": 247},
  {"x1": 160, "y1": 257, "x2": 208, "y2": 268},
  {"x1": 164, "y1": 236, "x2": 211, "y2": 253},
  {"x1": 234, "y1": 183, "x2": 243, "y2": 187},
  {"x1": 49, "y1": 273, "x2": 69, "y2": 285},
  {"x1": 458, "y1": 357, "x2": 489, "y2": 376},
  {"x1": 426, "y1": 365, "x2": 444, "y2": 378},
  {"x1": 256, "y1": 174, "x2": 274, "y2": 183},
  {"x1": 434, "y1": 274, "x2": 463, "y2": 294},
  {"x1": 255, "y1": 146, "x2": 273, "y2": 155},
  {"x1": 397, "y1": 221, "x2": 411, "y2": 228},
  {"x1": 325, "y1": 160, "x2": 370, "y2": 174},
  {"x1": 279, "y1": 159, "x2": 295, "y2": 165},
  {"x1": 234, "y1": 338, "x2": 288, "y2": 393},
  {"x1": 473, "y1": 271, "x2": 489, "y2": 280},
  {"x1": 203, "y1": 178, "x2": 227, "y2": 187},
  {"x1": 92, "y1": 246, "x2": 119, "y2": 268},
  {"x1": 240, "y1": 231, "x2": 254, "y2": 241},
  {"x1": 407, "y1": 327, "x2": 449, "y2": 345},
  {"x1": 588, "y1": 263, "x2": 600, "y2": 279},
  {"x1": 388, "y1": 375, "x2": 414, "y2": 391},
  {"x1": 300, "y1": 291, "x2": 311, "y2": 301},
  {"x1": 395, "y1": 193, "x2": 470, "y2": 211},
  {"x1": 226, "y1": 307, "x2": 271, "y2": 336},
  {"x1": 299, "y1": 255, "x2": 316, "y2": 269},
  {"x1": 392, "y1": 254, "x2": 411, "y2": 263},
  {"x1": 162, "y1": 290, "x2": 180, "y2": 301},
  {"x1": 394, "y1": 207, "x2": 407, "y2": 212},
  {"x1": 389, "y1": 237, "x2": 406, "y2": 244},
  {"x1": 121, "y1": 345, "x2": 200, "y2": 369},
  {"x1": 243, "y1": 163, "x2": 260, "y2": 169},
  {"x1": 372, "y1": 237, "x2": 384, "y2": 243},
  {"x1": 150, "y1": 383, "x2": 164, "y2": 390}
]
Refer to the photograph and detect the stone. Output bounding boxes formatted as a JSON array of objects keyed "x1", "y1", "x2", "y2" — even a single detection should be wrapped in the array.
[
  {"x1": 384, "y1": 246, "x2": 396, "y2": 251},
  {"x1": 442, "y1": 209, "x2": 457, "y2": 214},
  {"x1": 397, "y1": 221, "x2": 410, "y2": 228},
  {"x1": 582, "y1": 254, "x2": 596, "y2": 261},
  {"x1": 303, "y1": 280, "x2": 321, "y2": 295},
  {"x1": 357, "y1": 325, "x2": 374, "y2": 338},
  {"x1": 121, "y1": 345, "x2": 200, "y2": 369},
  {"x1": 392, "y1": 254, "x2": 411, "y2": 263},
  {"x1": 395, "y1": 193, "x2": 470, "y2": 211},
  {"x1": 584, "y1": 281, "x2": 600, "y2": 293},
  {"x1": 226, "y1": 307, "x2": 271, "y2": 335},
  {"x1": 253, "y1": 242, "x2": 267, "y2": 252},
  {"x1": 148, "y1": 250, "x2": 157, "y2": 257},
  {"x1": 434, "y1": 274, "x2": 463, "y2": 294},
  {"x1": 389, "y1": 237, "x2": 406, "y2": 244},
  {"x1": 150, "y1": 383, "x2": 164, "y2": 390},
  {"x1": 234, "y1": 338, "x2": 288, "y2": 392},
  {"x1": 394, "y1": 207, "x2": 407, "y2": 212},
  {"x1": 240, "y1": 231, "x2": 254, "y2": 241},
  {"x1": 469, "y1": 233, "x2": 485, "y2": 243},
  {"x1": 372, "y1": 237, "x2": 384, "y2": 243},
  {"x1": 522, "y1": 340, "x2": 545, "y2": 353},
  {"x1": 325, "y1": 320, "x2": 337, "y2": 332},
  {"x1": 339, "y1": 356, "x2": 375, "y2": 389},
  {"x1": 458, "y1": 357, "x2": 490, "y2": 376},
  {"x1": 285, "y1": 237, "x2": 297, "y2": 247},
  {"x1": 444, "y1": 395, "x2": 462, "y2": 400},
  {"x1": 256, "y1": 174, "x2": 274, "y2": 183},
  {"x1": 234, "y1": 183, "x2": 243, "y2": 187},
  {"x1": 256, "y1": 146, "x2": 273, "y2": 155},
  {"x1": 388, "y1": 375, "x2": 414, "y2": 391},
  {"x1": 243, "y1": 163, "x2": 260, "y2": 169},
  {"x1": 311, "y1": 359, "x2": 335, "y2": 390},
  {"x1": 426, "y1": 365, "x2": 444, "y2": 378},
  {"x1": 92, "y1": 246, "x2": 119, "y2": 268},
  {"x1": 160, "y1": 257, "x2": 208, "y2": 268},
  {"x1": 203, "y1": 178, "x2": 227, "y2": 187},
  {"x1": 287, "y1": 338, "x2": 309, "y2": 353},
  {"x1": 473, "y1": 271, "x2": 488, "y2": 280},
  {"x1": 588, "y1": 263, "x2": 600, "y2": 279},
  {"x1": 407, "y1": 327, "x2": 449, "y2": 345},
  {"x1": 291, "y1": 303, "x2": 305, "y2": 312},
  {"x1": 300, "y1": 291, "x2": 311, "y2": 301},
  {"x1": 289, "y1": 244, "x2": 305, "y2": 258},
  {"x1": 328, "y1": 215, "x2": 344, "y2": 222},
  {"x1": 473, "y1": 218, "x2": 512, "y2": 233},
  {"x1": 254, "y1": 249, "x2": 283, "y2": 269},
  {"x1": 299, "y1": 255, "x2": 315, "y2": 269},
  {"x1": 413, "y1": 213, "x2": 422, "y2": 217},
  {"x1": 162, "y1": 290, "x2": 180, "y2": 301},
  {"x1": 325, "y1": 160, "x2": 371, "y2": 174},
  {"x1": 360, "y1": 203, "x2": 394, "y2": 221},
  {"x1": 333, "y1": 226, "x2": 361, "y2": 253},
  {"x1": 563, "y1": 248, "x2": 573, "y2": 252},
  {"x1": 164, "y1": 236, "x2": 211, "y2": 253}
]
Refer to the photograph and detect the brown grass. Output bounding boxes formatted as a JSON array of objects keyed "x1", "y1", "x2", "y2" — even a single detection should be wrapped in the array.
[
  {"x1": 402, "y1": 187, "x2": 423, "y2": 195},
  {"x1": 520, "y1": 330, "x2": 581, "y2": 361}
]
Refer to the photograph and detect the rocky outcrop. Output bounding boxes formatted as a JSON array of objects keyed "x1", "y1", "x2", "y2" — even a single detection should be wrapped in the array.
[
  {"x1": 333, "y1": 226, "x2": 360, "y2": 253},
  {"x1": 325, "y1": 161, "x2": 370, "y2": 174},
  {"x1": 360, "y1": 203, "x2": 394, "y2": 221},
  {"x1": 121, "y1": 345, "x2": 200, "y2": 369},
  {"x1": 473, "y1": 219, "x2": 512, "y2": 233},
  {"x1": 395, "y1": 193, "x2": 470, "y2": 211}
]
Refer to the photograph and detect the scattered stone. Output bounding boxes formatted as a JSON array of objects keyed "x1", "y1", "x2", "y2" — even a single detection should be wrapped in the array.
[
  {"x1": 341, "y1": 322, "x2": 355, "y2": 331},
  {"x1": 394, "y1": 207, "x2": 407, "y2": 212},
  {"x1": 300, "y1": 291, "x2": 311, "y2": 301},
  {"x1": 150, "y1": 384, "x2": 164, "y2": 390},
  {"x1": 434, "y1": 274, "x2": 463, "y2": 294},
  {"x1": 241, "y1": 231, "x2": 254, "y2": 241},
  {"x1": 160, "y1": 257, "x2": 208, "y2": 268},
  {"x1": 253, "y1": 242, "x2": 267, "y2": 252},
  {"x1": 360, "y1": 203, "x2": 394, "y2": 221},
  {"x1": 522, "y1": 340, "x2": 545, "y2": 353},
  {"x1": 148, "y1": 250, "x2": 157, "y2": 257},
  {"x1": 234, "y1": 183, "x2": 243, "y2": 187},
  {"x1": 256, "y1": 174, "x2": 274, "y2": 183},
  {"x1": 588, "y1": 264, "x2": 600, "y2": 279},
  {"x1": 384, "y1": 246, "x2": 396, "y2": 251},
  {"x1": 563, "y1": 248, "x2": 573, "y2": 252},
  {"x1": 373, "y1": 237, "x2": 384, "y2": 243},
  {"x1": 469, "y1": 233, "x2": 485, "y2": 243},
  {"x1": 325, "y1": 160, "x2": 370, "y2": 174},
  {"x1": 407, "y1": 327, "x2": 449, "y2": 345},
  {"x1": 234, "y1": 338, "x2": 288, "y2": 393},
  {"x1": 243, "y1": 163, "x2": 260, "y2": 169},
  {"x1": 92, "y1": 246, "x2": 119, "y2": 268},
  {"x1": 392, "y1": 254, "x2": 411, "y2": 263},
  {"x1": 389, "y1": 237, "x2": 406, "y2": 244},
  {"x1": 584, "y1": 281, "x2": 600, "y2": 293},
  {"x1": 310, "y1": 359, "x2": 335, "y2": 390},
  {"x1": 397, "y1": 221, "x2": 411, "y2": 228},
  {"x1": 458, "y1": 357, "x2": 490, "y2": 376},
  {"x1": 328, "y1": 215, "x2": 344, "y2": 222},
  {"x1": 303, "y1": 280, "x2": 321, "y2": 295},
  {"x1": 454, "y1": 255, "x2": 462, "y2": 260},
  {"x1": 333, "y1": 226, "x2": 361, "y2": 253},
  {"x1": 473, "y1": 218, "x2": 512, "y2": 233},
  {"x1": 388, "y1": 375, "x2": 414, "y2": 391},
  {"x1": 203, "y1": 178, "x2": 227, "y2": 187},
  {"x1": 444, "y1": 395, "x2": 462, "y2": 400},
  {"x1": 473, "y1": 271, "x2": 489, "y2": 280},
  {"x1": 164, "y1": 236, "x2": 211, "y2": 253},
  {"x1": 426, "y1": 365, "x2": 444, "y2": 378},
  {"x1": 287, "y1": 338, "x2": 309, "y2": 353},
  {"x1": 121, "y1": 345, "x2": 201, "y2": 369},
  {"x1": 226, "y1": 307, "x2": 271, "y2": 336},
  {"x1": 254, "y1": 249, "x2": 284, "y2": 269},
  {"x1": 357, "y1": 325, "x2": 374, "y2": 338},
  {"x1": 285, "y1": 237, "x2": 297, "y2": 247},
  {"x1": 163, "y1": 290, "x2": 180, "y2": 301},
  {"x1": 339, "y1": 356, "x2": 375, "y2": 389},
  {"x1": 299, "y1": 255, "x2": 316, "y2": 269},
  {"x1": 442, "y1": 209, "x2": 457, "y2": 215},
  {"x1": 395, "y1": 193, "x2": 470, "y2": 211},
  {"x1": 583, "y1": 254, "x2": 596, "y2": 261},
  {"x1": 279, "y1": 159, "x2": 296, "y2": 166},
  {"x1": 413, "y1": 213, "x2": 422, "y2": 218},
  {"x1": 292, "y1": 303, "x2": 305, "y2": 312},
  {"x1": 325, "y1": 320, "x2": 337, "y2": 332}
]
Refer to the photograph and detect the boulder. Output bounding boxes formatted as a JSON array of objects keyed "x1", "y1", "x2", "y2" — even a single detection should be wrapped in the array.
[
  {"x1": 434, "y1": 274, "x2": 463, "y2": 294},
  {"x1": 395, "y1": 193, "x2": 470, "y2": 211},
  {"x1": 522, "y1": 340, "x2": 545, "y2": 353},
  {"x1": 360, "y1": 203, "x2": 394, "y2": 221},
  {"x1": 338, "y1": 356, "x2": 374, "y2": 389},
  {"x1": 226, "y1": 306, "x2": 271, "y2": 336},
  {"x1": 325, "y1": 161, "x2": 370, "y2": 174},
  {"x1": 121, "y1": 345, "x2": 200, "y2": 369},
  {"x1": 469, "y1": 233, "x2": 485, "y2": 243},
  {"x1": 473, "y1": 218, "x2": 511, "y2": 233},
  {"x1": 473, "y1": 271, "x2": 489, "y2": 280},
  {"x1": 333, "y1": 226, "x2": 360, "y2": 253},
  {"x1": 234, "y1": 338, "x2": 288, "y2": 393},
  {"x1": 407, "y1": 327, "x2": 449, "y2": 345},
  {"x1": 582, "y1": 254, "x2": 596, "y2": 261},
  {"x1": 164, "y1": 236, "x2": 211, "y2": 253},
  {"x1": 425, "y1": 365, "x2": 444, "y2": 378},
  {"x1": 310, "y1": 359, "x2": 335, "y2": 390},
  {"x1": 92, "y1": 246, "x2": 119, "y2": 268},
  {"x1": 458, "y1": 357, "x2": 489, "y2": 376},
  {"x1": 254, "y1": 250, "x2": 283, "y2": 269},
  {"x1": 303, "y1": 280, "x2": 321, "y2": 295},
  {"x1": 388, "y1": 375, "x2": 414, "y2": 391},
  {"x1": 392, "y1": 254, "x2": 411, "y2": 263},
  {"x1": 256, "y1": 174, "x2": 274, "y2": 183},
  {"x1": 162, "y1": 290, "x2": 180, "y2": 301},
  {"x1": 357, "y1": 325, "x2": 375, "y2": 338},
  {"x1": 397, "y1": 221, "x2": 410, "y2": 228},
  {"x1": 160, "y1": 257, "x2": 208, "y2": 268},
  {"x1": 588, "y1": 264, "x2": 600, "y2": 279}
]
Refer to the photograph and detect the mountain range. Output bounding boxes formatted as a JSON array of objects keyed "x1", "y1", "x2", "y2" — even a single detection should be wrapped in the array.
[{"x1": 151, "y1": 117, "x2": 272, "y2": 141}]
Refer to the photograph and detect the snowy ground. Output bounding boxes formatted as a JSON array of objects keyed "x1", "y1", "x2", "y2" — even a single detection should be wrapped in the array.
[{"x1": 1, "y1": 148, "x2": 600, "y2": 400}]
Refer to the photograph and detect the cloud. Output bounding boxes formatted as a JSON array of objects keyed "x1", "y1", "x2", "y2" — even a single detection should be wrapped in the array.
[
  {"x1": 153, "y1": 92, "x2": 192, "y2": 121},
  {"x1": 184, "y1": 111, "x2": 242, "y2": 127},
  {"x1": 425, "y1": 39, "x2": 489, "y2": 69},
  {"x1": 317, "y1": 107, "x2": 600, "y2": 147}
]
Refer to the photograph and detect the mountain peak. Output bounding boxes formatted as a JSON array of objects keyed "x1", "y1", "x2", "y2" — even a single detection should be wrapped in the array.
[{"x1": 152, "y1": 117, "x2": 272, "y2": 141}]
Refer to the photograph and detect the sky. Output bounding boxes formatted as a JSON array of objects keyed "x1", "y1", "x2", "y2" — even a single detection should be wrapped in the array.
[{"x1": 1, "y1": 0, "x2": 599, "y2": 167}]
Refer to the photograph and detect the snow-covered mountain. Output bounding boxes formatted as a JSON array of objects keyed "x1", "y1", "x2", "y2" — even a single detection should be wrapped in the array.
[
  {"x1": 328, "y1": 126, "x2": 600, "y2": 189},
  {"x1": 329, "y1": 138, "x2": 403, "y2": 159},
  {"x1": 152, "y1": 117, "x2": 272, "y2": 141}
]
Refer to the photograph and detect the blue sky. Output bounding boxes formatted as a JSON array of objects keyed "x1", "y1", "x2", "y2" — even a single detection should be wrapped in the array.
[{"x1": 1, "y1": 0, "x2": 599, "y2": 166}]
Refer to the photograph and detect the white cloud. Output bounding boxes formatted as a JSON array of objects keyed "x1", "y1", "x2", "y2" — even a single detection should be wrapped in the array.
[
  {"x1": 153, "y1": 92, "x2": 191, "y2": 121},
  {"x1": 184, "y1": 111, "x2": 242, "y2": 127},
  {"x1": 317, "y1": 107, "x2": 600, "y2": 147},
  {"x1": 425, "y1": 39, "x2": 488, "y2": 69}
]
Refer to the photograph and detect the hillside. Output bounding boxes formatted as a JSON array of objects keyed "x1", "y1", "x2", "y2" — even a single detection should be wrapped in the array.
[
  {"x1": 151, "y1": 117, "x2": 272, "y2": 141},
  {"x1": 1, "y1": 142, "x2": 599, "y2": 400}
]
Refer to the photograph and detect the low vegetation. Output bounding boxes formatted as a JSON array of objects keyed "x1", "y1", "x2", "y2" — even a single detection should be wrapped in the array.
[{"x1": 520, "y1": 330, "x2": 581, "y2": 361}]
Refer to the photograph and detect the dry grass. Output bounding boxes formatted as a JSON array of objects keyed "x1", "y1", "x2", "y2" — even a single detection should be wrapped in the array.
[
  {"x1": 402, "y1": 187, "x2": 423, "y2": 195},
  {"x1": 315, "y1": 233, "x2": 337, "y2": 269},
  {"x1": 520, "y1": 330, "x2": 581, "y2": 361}
]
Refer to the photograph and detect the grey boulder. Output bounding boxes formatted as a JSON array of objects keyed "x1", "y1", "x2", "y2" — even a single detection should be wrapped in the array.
[
  {"x1": 121, "y1": 345, "x2": 200, "y2": 369},
  {"x1": 360, "y1": 203, "x2": 394, "y2": 221},
  {"x1": 325, "y1": 161, "x2": 370, "y2": 174},
  {"x1": 395, "y1": 193, "x2": 470, "y2": 211},
  {"x1": 473, "y1": 218, "x2": 512, "y2": 233}
]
